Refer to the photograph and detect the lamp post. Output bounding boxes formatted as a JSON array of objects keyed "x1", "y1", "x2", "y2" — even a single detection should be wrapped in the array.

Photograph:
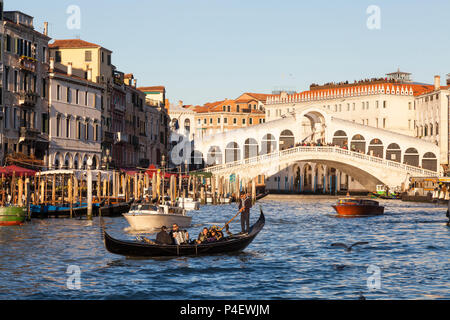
[{"x1": 103, "y1": 148, "x2": 112, "y2": 171}]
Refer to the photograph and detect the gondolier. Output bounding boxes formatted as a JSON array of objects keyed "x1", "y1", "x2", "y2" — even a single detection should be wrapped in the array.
[{"x1": 239, "y1": 193, "x2": 252, "y2": 234}]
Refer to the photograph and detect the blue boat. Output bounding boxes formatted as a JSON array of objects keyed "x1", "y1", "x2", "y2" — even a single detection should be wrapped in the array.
[{"x1": 30, "y1": 202, "x2": 103, "y2": 218}]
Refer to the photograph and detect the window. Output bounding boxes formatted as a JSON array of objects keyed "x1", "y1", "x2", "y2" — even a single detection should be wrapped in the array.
[
  {"x1": 76, "y1": 119, "x2": 81, "y2": 139},
  {"x1": 383, "y1": 101, "x2": 387, "y2": 108},
  {"x1": 85, "y1": 50, "x2": 92, "y2": 62},
  {"x1": 57, "y1": 85, "x2": 61, "y2": 100},
  {"x1": 14, "y1": 71, "x2": 18, "y2": 92},
  {"x1": 227, "y1": 106, "x2": 231, "y2": 112},
  {"x1": 107, "y1": 54, "x2": 111, "y2": 66},
  {"x1": 242, "y1": 118, "x2": 246, "y2": 125},
  {"x1": 6, "y1": 35, "x2": 11, "y2": 52},
  {"x1": 66, "y1": 118, "x2": 70, "y2": 138},
  {"x1": 67, "y1": 87, "x2": 71, "y2": 103},
  {"x1": 56, "y1": 115, "x2": 61, "y2": 137},
  {"x1": 42, "y1": 113, "x2": 49, "y2": 134},
  {"x1": 223, "y1": 106, "x2": 226, "y2": 112},
  {"x1": 217, "y1": 118, "x2": 221, "y2": 124},
  {"x1": 76, "y1": 89, "x2": 79, "y2": 104},
  {"x1": 249, "y1": 118, "x2": 253, "y2": 125},
  {"x1": 383, "y1": 118, "x2": 386, "y2": 128},
  {"x1": 85, "y1": 120, "x2": 89, "y2": 140},
  {"x1": 55, "y1": 51, "x2": 62, "y2": 63},
  {"x1": 224, "y1": 118, "x2": 228, "y2": 124},
  {"x1": 85, "y1": 91, "x2": 88, "y2": 106},
  {"x1": 236, "y1": 105, "x2": 240, "y2": 112}
]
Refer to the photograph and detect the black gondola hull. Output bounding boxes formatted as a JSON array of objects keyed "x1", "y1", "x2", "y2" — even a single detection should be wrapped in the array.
[{"x1": 103, "y1": 209, "x2": 265, "y2": 257}]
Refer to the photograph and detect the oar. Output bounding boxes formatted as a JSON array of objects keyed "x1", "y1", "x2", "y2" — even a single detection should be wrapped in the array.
[{"x1": 219, "y1": 210, "x2": 242, "y2": 232}]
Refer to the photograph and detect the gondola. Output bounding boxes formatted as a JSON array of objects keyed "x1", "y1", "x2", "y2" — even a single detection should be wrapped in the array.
[
  {"x1": 103, "y1": 209, "x2": 265, "y2": 257},
  {"x1": 99, "y1": 199, "x2": 134, "y2": 217}
]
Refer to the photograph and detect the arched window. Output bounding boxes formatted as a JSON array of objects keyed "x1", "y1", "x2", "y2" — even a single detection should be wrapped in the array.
[
  {"x1": 332, "y1": 130, "x2": 348, "y2": 147},
  {"x1": 279, "y1": 130, "x2": 295, "y2": 151},
  {"x1": 350, "y1": 134, "x2": 366, "y2": 153},
  {"x1": 422, "y1": 152, "x2": 437, "y2": 171},
  {"x1": 244, "y1": 138, "x2": 259, "y2": 159},
  {"x1": 261, "y1": 134, "x2": 277, "y2": 155},
  {"x1": 225, "y1": 142, "x2": 240, "y2": 163},
  {"x1": 368, "y1": 138, "x2": 383, "y2": 158},
  {"x1": 386, "y1": 143, "x2": 401, "y2": 162},
  {"x1": 404, "y1": 148, "x2": 419, "y2": 167}
]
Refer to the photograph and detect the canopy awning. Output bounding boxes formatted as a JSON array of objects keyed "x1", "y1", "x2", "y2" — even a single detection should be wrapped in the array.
[{"x1": 0, "y1": 165, "x2": 37, "y2": 177}]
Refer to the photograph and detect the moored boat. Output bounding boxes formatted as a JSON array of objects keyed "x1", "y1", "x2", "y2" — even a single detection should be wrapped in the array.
[
  {"x1": 99, "y1": 199, "x2": 133, "y2": 217},
  {"x1": 0, "y1": 206, "x2": 27, "y2": 226},
  {"x1": 176, "y1": 197, "x2": 200, "y2": 211},
  {"x1": 123, "y1": 203, "x2": 192, "y2": 231},
  {"x1": 104, "y1": 208, "x2": 265, "y2": 257},
  {"x1": 332, "y1": 198, "x2": 384, "y2": 216}
]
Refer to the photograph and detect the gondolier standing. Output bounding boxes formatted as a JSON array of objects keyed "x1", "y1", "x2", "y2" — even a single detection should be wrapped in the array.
[{"x1": 239, "y1": 193, "x2": 252, "y2": 234}]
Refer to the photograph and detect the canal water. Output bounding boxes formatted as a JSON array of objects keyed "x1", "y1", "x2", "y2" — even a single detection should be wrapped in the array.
[{"x1": 0, "y1": 198, "x2": 449, "y2": 300}]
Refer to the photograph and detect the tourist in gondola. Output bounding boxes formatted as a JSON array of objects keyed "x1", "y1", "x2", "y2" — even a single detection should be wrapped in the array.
[
  {"x1": 170, "y1": 223, "x2": 189, "y2": 245},
  {"x1": 156, "y1": 226, "x2": 173, "y2": 245},
  {"x1": 196, "y1": 227, "x2": 210, "y2": 244}
]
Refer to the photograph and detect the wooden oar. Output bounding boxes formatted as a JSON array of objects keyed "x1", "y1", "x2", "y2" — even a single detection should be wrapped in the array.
[{"x1": 220, "y1": 210, "x2": 242, "y2": 231}]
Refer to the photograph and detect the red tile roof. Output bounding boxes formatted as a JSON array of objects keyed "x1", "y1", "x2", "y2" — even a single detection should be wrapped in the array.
[
  {"x1": 138, "y1": 86, "x2": 166, "y2": 92},
  {"x1": 49, "y1": 39, "x2": 106, "y2": 50}
]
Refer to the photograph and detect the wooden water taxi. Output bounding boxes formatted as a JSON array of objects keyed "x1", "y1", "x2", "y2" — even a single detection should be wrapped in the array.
[{"x1": 332, "y1": 198, "x2": 384, "y2": 216}]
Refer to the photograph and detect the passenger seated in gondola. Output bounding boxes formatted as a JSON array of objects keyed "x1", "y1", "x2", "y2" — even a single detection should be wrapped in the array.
[
  {"x1": 207, "y1": 230, "x2": 219, "y2": 243},
  {"x1": 196, "y1": 227, "x2": 210, "y2": 244},
  {"x1": 156, "y1": 226, "x2": 173, "y2": 245},
  {"x1": 170, "y1": 224, "x2": 189, "y2": 245}
]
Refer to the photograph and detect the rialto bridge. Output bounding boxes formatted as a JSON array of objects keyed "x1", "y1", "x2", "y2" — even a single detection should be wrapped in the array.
[{"x1": 191, "y1": 107, "x2": 440, "y2": 192}]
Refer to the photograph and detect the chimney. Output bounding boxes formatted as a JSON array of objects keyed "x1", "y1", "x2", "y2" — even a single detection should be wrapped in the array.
[
  {"x1": 67, "y1": 62, "x2": 73, "y2": 76},
  {"x1": 434, "y1": 75, "x2": 441, "y2": 90},
  {"x1": 49, "y1": 57, "x2": 55, "y2": 71},
  {"x1": 44, "y1": 22, "x2": 48, "y2": 36},
  {"x1": 87, "y1": 68, "x2": 92, "y2": 81}
]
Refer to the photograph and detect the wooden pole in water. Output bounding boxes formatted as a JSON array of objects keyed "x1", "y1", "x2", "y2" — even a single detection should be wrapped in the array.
[
  {"x1": 87, "y1": 165, "x2": 93, "y2": 220},
  {"x1": 156, "y1": 172, "x2": 161, "y2": 203},
  {"x1": 51, "y1": 174, "x2": 56, "y2": 206},
  {"x1": 68, "y1": 175, "x2": 73, "y2": 218},
  {"x1": 211, "y1": 175, "x2": 216, "y2": 205},
  {"x1": 40, "y1": 179, "x2": 45, "y2": 205},
  {"x1": 152, "y1": 173, "x2": 157, "y2": 201},
  {"x1": 106, "y1": 173, "x2": 111, "y2": 205},
  {"x1": 11, "y1": 172, "x2": 16, "y2": 205},
  {"x1": 1, "y1": 174, "x2": 4, "y2": 206},
  {"x1": 18, "y1": 177, "x2": 23, "y2": 207},
  {"x1": 97, "y1": 172, "x2": 101, "y2": 202},
  {"x1": 252, "y1": 178, "x2": 256, "y2": 204},
  {"x1": 236, "y1": 175, "x2": 240, "y2": 201},
  {"x1": 73, "y1": 176, "x2": 78, "y2": 204},
  {"x1": 25, "y1": 177, "x2": 30, "y2": 220}
]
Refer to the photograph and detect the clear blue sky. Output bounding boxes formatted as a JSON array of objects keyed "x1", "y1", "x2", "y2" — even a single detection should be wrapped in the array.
[{"x1": 6, "y1": 0, "x2": 450, "y2": 105}]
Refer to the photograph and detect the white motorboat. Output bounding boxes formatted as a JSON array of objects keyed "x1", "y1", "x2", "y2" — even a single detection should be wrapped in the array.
[
  {"x1": 176, "y1": 197, "x2": 200, "y2": 211},
  {"x1": 123, "y1": 203, "x2": 192, "y2": 231}
]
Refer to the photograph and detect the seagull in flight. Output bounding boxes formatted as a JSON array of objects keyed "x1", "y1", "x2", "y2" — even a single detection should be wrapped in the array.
[{"x1": 331, "y1": 242, "x2": 369, "y2": 252}]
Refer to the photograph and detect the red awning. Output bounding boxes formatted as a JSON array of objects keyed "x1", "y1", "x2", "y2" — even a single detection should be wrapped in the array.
[{"x1": 0, "y1": 165, "x2": 37, "y2": 177}]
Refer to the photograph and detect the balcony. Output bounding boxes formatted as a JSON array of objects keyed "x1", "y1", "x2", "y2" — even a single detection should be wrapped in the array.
[
  {"x1": 115, "y1": 132, "x2": 129, "y2": 144},
  {"x1": 19, "y1": 91, "x2": 39, "y2": 107},
  {"x1": 19, "y1": 127, "x2": 40, "y2": 141},
  {"x1": 19, "y1": 56, "x2": 37, "y2": 73},
  {"x1": 103, "y1": 131, "x2": 115, "y2": 144}
]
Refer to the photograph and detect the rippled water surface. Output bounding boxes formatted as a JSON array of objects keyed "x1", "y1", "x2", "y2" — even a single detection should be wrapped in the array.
[{"x1": 0, "y1": 198, "x2": 449, "y2": 300}]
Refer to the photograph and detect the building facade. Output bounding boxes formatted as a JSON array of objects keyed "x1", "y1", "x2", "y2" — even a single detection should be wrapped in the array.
[
  {"x1": 1, "y1": 11, "x2": 51, "y2": 165},
  {"x1": 47, "y1": 60, "x2": 103, "y2": 169}
]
